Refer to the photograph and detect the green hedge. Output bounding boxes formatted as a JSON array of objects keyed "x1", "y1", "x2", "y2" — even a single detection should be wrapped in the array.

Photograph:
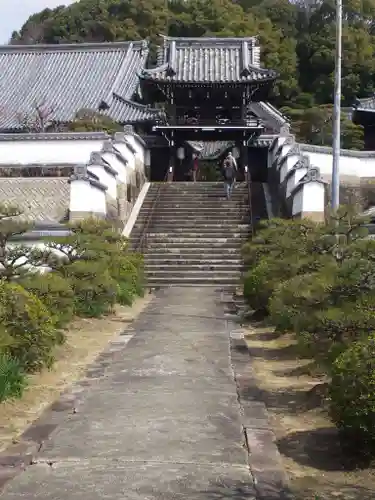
[
  {"x1": 0, "y1": 215, "x2": 145, "y2": 403},
  {"x1": 242, "y1": 209, "x2": 375, "y2": 459},
  {"x1": 329, "y1": 335, "x2": 375, "y2": 458},
  {"x1": 0, "y1": 282, "x2": 57, "y2": 372},
  {"x1": 19, "y1": 272, "x2": 74, "y2": 328}
]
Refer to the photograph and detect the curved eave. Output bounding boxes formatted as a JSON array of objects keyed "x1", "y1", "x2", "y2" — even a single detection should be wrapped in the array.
[{"x1": 138, "y1": 71, "x2": 278, "y2": 86}]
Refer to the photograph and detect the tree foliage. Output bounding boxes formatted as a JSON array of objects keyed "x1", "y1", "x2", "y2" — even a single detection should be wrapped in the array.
[
  {"x1": 0, "y1": 208, "x2": 145, "y2": 401},
  {"x1": 242, "y1": 208, "x2": 375, "y2": 459},
  {"x1": 11, "y1": 0, "x2": 375, "y2": 148}
]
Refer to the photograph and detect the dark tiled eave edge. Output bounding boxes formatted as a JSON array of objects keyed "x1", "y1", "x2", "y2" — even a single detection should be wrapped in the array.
[
  {"x1": 0, "y1": 132, "x2": 110, "y2": 141},
  {"x1": 111, "y1": 94, "x2": 164, "y2": 122},
  {"x1": 10, "y1": 223, "x2": 71, "y2": 242},
  {"x1": 139, "y1": 69, "x2": 278, "y2": 85},
  {"x1": 300, "y1": 142, "x2": 375, "y2": 157},
  {"x1": 0, "y1": 41, "x2": 147, "y2": 52},
  {"x1": 354, "y1": 107, "x2": 375, "y2": 114}
]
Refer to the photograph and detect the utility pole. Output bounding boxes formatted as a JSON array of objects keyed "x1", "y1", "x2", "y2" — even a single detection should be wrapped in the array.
[{"x1": 331, "y1": 0, "x2": 343, "y2": 210}]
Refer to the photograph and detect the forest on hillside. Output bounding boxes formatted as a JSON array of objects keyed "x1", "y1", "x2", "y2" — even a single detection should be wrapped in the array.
[{"x1": 11, "y1": 0, "x2": 375, "y2": 149}]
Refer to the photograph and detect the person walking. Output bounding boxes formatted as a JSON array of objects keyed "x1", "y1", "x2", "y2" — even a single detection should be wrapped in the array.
[
  {"x1": 222, "y1": 152, "x2": 237, "y2": 199},
  {"x1": 192, "y1": 154, "x2": 199, "y2": 183}
]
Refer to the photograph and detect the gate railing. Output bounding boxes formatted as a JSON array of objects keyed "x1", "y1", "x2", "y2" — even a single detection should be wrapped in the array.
[
  {"x1": 136, "y1": 169, "x2": 169, "y2": 253},
  {"x1": 245, "y1": 166, "x2": 254, "y2": 238}
]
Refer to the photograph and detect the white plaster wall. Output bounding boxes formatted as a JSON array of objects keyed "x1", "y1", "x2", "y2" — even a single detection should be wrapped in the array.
[
  {"x1": 292, "y1": 189, "x2": 303, "y2": 215},
  {"x1": 88, "y1": 165, "x2": 117, "y2": 199},
  {"x1": 279, "y1": 154, "x2": 299, "y2": 183},
  {"x1": 0, "y1": 140, "x2": 105, "y2": 165},
  {"x1": 101, "y1": 151, "x2": 127, "y2": 183},
  {"x1": 113, "y1": 143, "x2": 136, "y2": 171},
  {"x1": 125, "y1": 135, "x2": 145, "y2": 165},
  {"x1": 292, "y1": 183, "x2": 325, "y2": 215},
  {"x1": 69, "y1": 180, "x2": 106, "y2": 214},
  {"x1": 286, "y1": 167, "x2": 308, "y2": 199},
  {"x1": 301, "y1": 151, "x2": 375, "y2": 179},
  {"x1": 279, "y1": 142, "x2": 293, "y2": 160},
  {"x1": 272, "y1": 136, "x2": 288, "y2": 155}
]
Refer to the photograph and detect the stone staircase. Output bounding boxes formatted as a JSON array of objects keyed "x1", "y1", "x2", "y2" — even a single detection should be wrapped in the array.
[{"x1": 130, "y1": 181, "x2": 267, "y2": 287}]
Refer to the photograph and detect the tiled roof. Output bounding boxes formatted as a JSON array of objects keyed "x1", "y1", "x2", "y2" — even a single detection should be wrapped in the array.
[
  {"x1": 300, "y1": 143, "x2": 375, "y2": 158},
  {"x1": 249, "y1": 102, "x2": 288, "y2": 131},
  {"x1": 354, "y1": 96, "x2": 375, "y2": 111},
  {"x1": 0, "y1": 178, "x2": 70, "y2": 222},
  {"x1": 108, "y1": 94, "x2": 164, "y2": 123},
  {"x1": 0, "y1": 132, "x2": 110, "y2": 141},
  {"x1": 0, "y1": 41, "x2": 148, "y2": 130},
  {"x1": 141, "y1": 36, "x2": 277, "y2": 84},
  {"x1": 188, "y1": 141, "x2": 234, "y2": 159}
]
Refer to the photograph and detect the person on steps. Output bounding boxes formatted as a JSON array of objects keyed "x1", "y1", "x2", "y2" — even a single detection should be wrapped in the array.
[
  {"x1": 192, "y1": 154, "x2": 199, "y2": 183},
  {"x1": 223, "y1": 152, "x2": 237, "y2": 199}
]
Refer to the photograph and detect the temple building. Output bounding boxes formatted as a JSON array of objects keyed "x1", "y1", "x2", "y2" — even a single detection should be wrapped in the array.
[
  {"x1": 138, "y1": 36, "x2": 286, "y2": 181},
  {"x1": 0, "y1": 35, "x2": 360, "y2": 227},
  {"x1": 0, "y1": 36, "x2": 290, "y2": 183}
]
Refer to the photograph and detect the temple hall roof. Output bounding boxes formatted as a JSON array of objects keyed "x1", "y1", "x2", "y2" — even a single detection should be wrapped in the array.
[
  {"x1": 353, "y1": 96, "x2": 375, "y2": 115},
  {"x1": 0, "y1": 41, "x2": 160, "y2": 130},
  {"x1": 108, "y1": 94, "x2": 164, "y2": 123},
  {"x1": 188, "y1": 141, "x2": 234, "y2": 159},
  {"x1": 140, "y1": 36, "x2": 277, "y2": 84}
]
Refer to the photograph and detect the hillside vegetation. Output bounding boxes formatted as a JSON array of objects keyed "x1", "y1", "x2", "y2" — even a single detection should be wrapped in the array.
[{"x1": 11, "y1": 0, "x2": 375, "y2": 149}]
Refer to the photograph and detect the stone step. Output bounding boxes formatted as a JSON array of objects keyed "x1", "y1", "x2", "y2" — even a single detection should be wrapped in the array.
[
  {"x1": 146, "y1": 269, "x2": 242, "y2": 278},
  {"x1": 146, "y1": 278, "x2": 240, "y2": 286},
  {"x1": 147, "y1": 231, "x2": 249, "y2": 238},
  {"x1": 141, "y1": 208, "x2": 250, "y2": 215},
  {"x1": 145, "y1": 192, "x2": 246, "y2": 199},
  {"x1": 160, "y1": 184, "x2": 248, "y2": 190},
  {"x1": 146, "y1": 244, "x2": 245, "y2": 252},
  {"x1": 144, "y1": 258, "x2": 243, "y2": 265},
  {"x1": 144, "y1": 226, "x2": 250, "y2": 234},
  {"x1": 132, "y1": 221, "x2": 250, "y2": 230},
  {"x1": 145, "y1": 264, "x2": 243, "y2": 272},
  {"x1": 141, "y1": 203, "x2": 247, "y2": 210},
  {"x1": 136, "y1": 214, "x2": 250, "y2": 220},
  {"x1": 147, "y1": 235, "x2": 247, "y2": 248},
  {"x1": 144, "y1": 248, "x2": 243, "y2": 257}
]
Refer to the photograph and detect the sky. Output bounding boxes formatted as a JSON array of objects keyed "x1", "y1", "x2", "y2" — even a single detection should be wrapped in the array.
[{"x1": 0, "y1": 0, "x2": 74, "y2": 43}]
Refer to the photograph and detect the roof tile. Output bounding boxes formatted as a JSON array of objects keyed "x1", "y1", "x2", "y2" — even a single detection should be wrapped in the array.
[
  {"x1": 0, "y1": 42, "x2": 148, "y2": 130},
  {"x1": 141, "y1": 36, "x2": 277, "y2": 83},
  {"x1": 108, "y1": 94, "x2": 163, "y2": 123}
]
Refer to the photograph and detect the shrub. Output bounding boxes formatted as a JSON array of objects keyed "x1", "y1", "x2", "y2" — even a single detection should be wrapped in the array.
[
  {"x1": 126, "y1": 252, "x2": 145, "y2": 297},
  {"x1": 0, "y1": 282, "x2": 57, "y2": 372},
  {"x1": 242, "y1": 217, "x2": 327, "y2": 267},
  {"x1": 296, "y1": 302, "x2": 375, "y2": 368},
  {"x1": 66, "y1": 260, "x2": 117, "y2": 317},
  {"x1": 110, "y1": 253, "x2": 145, "y2": 304},
  {"x1": 19, "y1": 273, "x2": 74, "y2": 329},
  {"x1": 0, "y1": 354, "x2": 27, "y2": 402},
  {"x1": 329, "y1": 334, "x2": 375, "y2": 458},
  {"x1": 269, "y1": 271, "x2": 335, "y2": 333},
  {"x1": 244, "y1": 253, "x2": 329, "y2": 314}
]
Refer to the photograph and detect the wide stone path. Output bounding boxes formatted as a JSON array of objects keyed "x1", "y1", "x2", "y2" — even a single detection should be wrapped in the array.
[{"x1": 1, "y1": 287, "x2": 257, "y2": 499}]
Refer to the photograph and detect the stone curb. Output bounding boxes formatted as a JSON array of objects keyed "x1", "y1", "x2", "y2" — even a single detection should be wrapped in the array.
[
  {"x1": 0, "y1": 325, "x2": 140, "y2": 492},
  {"x1": 229, "y1": 329, "x2": 294, "y2": 500}
]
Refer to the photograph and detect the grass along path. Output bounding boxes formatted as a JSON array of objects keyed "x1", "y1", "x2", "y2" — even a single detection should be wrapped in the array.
[
  {"x1": 245, "y1": 324, "x2": 375, "y2": 500},
  {"x1": 0, "y1": 294, "x2": 153, "y2": 453}
]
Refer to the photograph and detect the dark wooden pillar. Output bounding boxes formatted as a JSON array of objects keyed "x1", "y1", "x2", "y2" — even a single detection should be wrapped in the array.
[{"x1": 241, "y1": 90, "x2": 247, "y2": 124}]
